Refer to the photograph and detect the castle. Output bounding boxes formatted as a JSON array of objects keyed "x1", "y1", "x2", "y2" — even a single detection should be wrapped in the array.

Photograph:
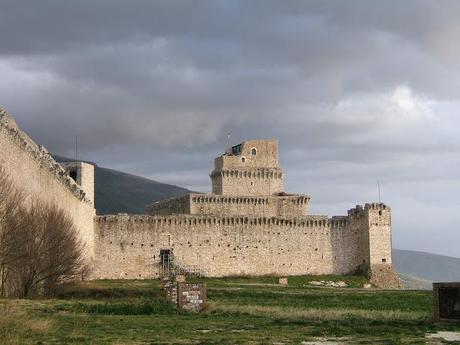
[{"x1": 0, "y1": 108, "x2": 401, "y2": 288}]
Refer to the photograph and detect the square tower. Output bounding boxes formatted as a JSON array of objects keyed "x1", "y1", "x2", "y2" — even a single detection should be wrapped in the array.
[
  {"x1": 210, "y1": 139, "x2": 284, "y2": 196},
  {"x1": 60, "y1": 161, "x2": 95, "y2": 205}
]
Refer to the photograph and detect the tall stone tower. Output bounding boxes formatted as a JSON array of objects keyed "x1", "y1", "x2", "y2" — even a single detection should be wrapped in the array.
[
  {"x1": 210, "y1": 139, "x2": 284, "y2": 196},
  {"x1": 60, "y1": 161, "x2": 95, "y2": 205},
  {"x1": 347, "y1": 203, "x2": 401, "y2": 288}
]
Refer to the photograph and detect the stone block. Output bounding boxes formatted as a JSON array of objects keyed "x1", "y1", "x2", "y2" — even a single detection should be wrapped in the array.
[{"x1": 278, "y1": 277, "x2": 288, "y2": 285}]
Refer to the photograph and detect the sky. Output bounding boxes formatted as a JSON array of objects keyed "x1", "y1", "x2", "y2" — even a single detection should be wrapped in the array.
[{"x1": 1, "y1": 0, "x2": 460, "y2": 257}]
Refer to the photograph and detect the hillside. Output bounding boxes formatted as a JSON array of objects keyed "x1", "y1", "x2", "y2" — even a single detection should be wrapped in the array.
[
  {"x1": 398, "y1": 273, "x2": 433, "y2": 290},
  {"x1": 393, "y1": 249, "x2": 460, "y2": 285},
  {"x1": 54, "y1": 156, "x2": 190, "y2": 215}
]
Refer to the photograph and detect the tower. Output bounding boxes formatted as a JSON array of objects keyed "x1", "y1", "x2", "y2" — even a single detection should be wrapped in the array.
[
  {"x1": 60, "y1": 161, "x2": 95, "y2": 205},
  {"x1": 348, "y1": 203, "x2": 401, "y2": 288},
  {"x1": 210, "y1": 139, "x2": 284, "y2": 196}
]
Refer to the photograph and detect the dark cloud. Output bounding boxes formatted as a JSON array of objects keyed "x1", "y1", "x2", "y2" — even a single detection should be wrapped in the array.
[{"x1": 1, "y1": 0, "x2": 459, "y2": 256}]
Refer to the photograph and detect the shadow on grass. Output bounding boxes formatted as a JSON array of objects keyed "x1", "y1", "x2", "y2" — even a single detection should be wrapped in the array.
[{"x1": 52, "y1": 300, "x2": 175, "y2": 315}]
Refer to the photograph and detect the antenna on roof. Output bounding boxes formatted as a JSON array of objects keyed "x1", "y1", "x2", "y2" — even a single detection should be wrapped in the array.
[
  {"x1": 377, "y1": 180, "x2": 381, "y2": 202},
  {"x1": 226, "y1": 133, "x2": 231, "y2": 148},
  {"x1": 75, "y1": 136, "x2": 78, "y2": 166}
]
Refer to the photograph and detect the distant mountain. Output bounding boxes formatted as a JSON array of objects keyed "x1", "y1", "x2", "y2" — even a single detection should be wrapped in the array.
[
  {"x1": 398, "y1": 273, "x2": 433, "y2": 290},
  {"x1": 393, "y1": 249, "x2": 460, "y2": 289},
  {"x1": 54, "y1": 156, "x2": 190, "y2": 215}
]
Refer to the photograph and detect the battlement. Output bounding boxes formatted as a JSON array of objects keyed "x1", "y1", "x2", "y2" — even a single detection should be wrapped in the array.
[
  {"x1": 0, "y1": 108, "x2": 91, "y2": 203},
  {"x1": 146, "y1": 192, "x2": 310, "y2": 217},
  {"x1": 365, "y1": 202, "x2": 390, "y2": 210},
  {"x1": 210, "y1": 167, "x2": 283, "y2": 179},
  {"x1": 96, "y1": 214, "x2": 347, "y2": 229},
  {"x1": 347, "y1": 203, "x2": 390, "y2": 216}
]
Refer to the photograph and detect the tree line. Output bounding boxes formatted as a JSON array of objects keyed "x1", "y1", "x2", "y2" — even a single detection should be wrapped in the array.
[{"x1": 0, "y1": 167, "x2": 87, "y2": 298}]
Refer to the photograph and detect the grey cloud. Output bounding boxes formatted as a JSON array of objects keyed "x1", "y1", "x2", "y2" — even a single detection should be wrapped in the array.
[{"x1": 1, "y1": 0, "x2": 460, "y2": 256}]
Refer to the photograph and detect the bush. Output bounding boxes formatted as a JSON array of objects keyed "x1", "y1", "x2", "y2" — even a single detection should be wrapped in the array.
[{"x1": 0, "y1": 168, "x2": 86, "y2": 298}]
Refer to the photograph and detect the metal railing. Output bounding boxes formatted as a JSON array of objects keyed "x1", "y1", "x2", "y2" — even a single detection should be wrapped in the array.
[{"x1": 158, "y1": 252, "x2": 204, "y2": 278}]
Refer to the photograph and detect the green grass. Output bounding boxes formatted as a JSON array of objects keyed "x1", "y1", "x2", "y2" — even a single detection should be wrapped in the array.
[{"x1": 0, "y1": 276, "x2": 459, "y2": 344}]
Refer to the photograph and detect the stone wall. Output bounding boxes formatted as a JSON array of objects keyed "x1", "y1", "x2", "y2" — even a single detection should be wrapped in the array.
[
  {"x1": 211, "y1": 139, "x2": 285, "y2": 196},
  {"x1": 211, "y1": 168, "x2": 284, "y2": 196},
  {"x1": 146, "y1": 194, "x2": 190, "y2": 215},
  {"x1": 188, "y1": 194, "x2": 310, "y2": 217},
  {"x1": 347, "y1": 205, "x2": 371, "y2": 273},
  {"x1": 93, "y1": 214, "x2": 365, "y2": 279},
  {"x1": 216, "y1": 139, "x2": 280, "y2": 169},
  {"x1": 367, "y1": 203, "x2": 392, "y2": 266},
  {"x1": 147, "y1": 193, "x2": 310, "y2": 217},
  {"x1": 0, "y1": 108, "x2": 96, "y2": 259}
]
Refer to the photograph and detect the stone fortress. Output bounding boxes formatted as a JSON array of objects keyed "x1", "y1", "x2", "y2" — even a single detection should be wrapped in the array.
[{"x1": 0, "y1": 108, "x2": 401, "y2": 288}]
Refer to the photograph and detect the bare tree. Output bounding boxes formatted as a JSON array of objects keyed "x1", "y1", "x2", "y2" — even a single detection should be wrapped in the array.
[
  {"x1": 0, "y1": 168, "x2": 25, "y2": 296},
  {"x1": 0, "y1": 168, "x2": 86, "y2": 298}
]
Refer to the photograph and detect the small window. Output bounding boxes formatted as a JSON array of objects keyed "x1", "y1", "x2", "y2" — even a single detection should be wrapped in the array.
[
  {"x1": 251, "y1": 147, "x2": 257, "y2": 155},
  {"x1": 241, "y1": 157, "x2": 246, "y2": 163},
  {"x1": 69, "y1": 169, "x2": 77, "y2": 181},
  {"x1": 382, "y1": 258, "x2": 387, "y2": 263},
  {"x1": 232, "y1": 144, "x2": 242, "y2": 155}
]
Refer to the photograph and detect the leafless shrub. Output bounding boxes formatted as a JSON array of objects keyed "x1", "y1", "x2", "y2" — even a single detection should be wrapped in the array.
[
  {"x1": 0, "y1": 167, "x2": 25, "y2": 296},
  {"x1": 0, "y1": 168, "x2": 86, "y2": 298}
]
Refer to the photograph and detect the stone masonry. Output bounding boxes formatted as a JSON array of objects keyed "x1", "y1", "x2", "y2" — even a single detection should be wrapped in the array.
[
  {"x1": 0, "y1": 108, "x2": 96, "y2": 258},
  {"x1": 0, "y1": 108, "x2": 401, "y2": 288}
]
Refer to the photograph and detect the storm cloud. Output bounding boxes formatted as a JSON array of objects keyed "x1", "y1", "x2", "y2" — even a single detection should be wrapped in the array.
[{"x1": 1, "y1": 0, "x2": 460, "y2": 256}]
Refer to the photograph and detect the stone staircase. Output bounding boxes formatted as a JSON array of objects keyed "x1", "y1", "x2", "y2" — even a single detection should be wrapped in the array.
[{"x1": 159, "y1": 254, "x2": 204, "y2": 279}]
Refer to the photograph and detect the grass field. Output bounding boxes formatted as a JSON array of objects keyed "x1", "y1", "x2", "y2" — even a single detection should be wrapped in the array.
[{"x1": 0, "y1": 275, "x2": 459, "y2": 345}]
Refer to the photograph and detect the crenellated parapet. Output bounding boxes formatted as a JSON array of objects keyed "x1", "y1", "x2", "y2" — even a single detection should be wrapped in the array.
[
  {"x1": 96, "y1": 214, "x2": 348, "y2": 229},
  {"x1": 146, "y1": 192, "x2": 311, "y2": 217},
  {"x1": 191, "y1": 193, "x2": 309, "y2": 206},
  {"x1": 0, "y1": 108, "x2": 91, "y2": 203},
  {"x1": 210, "y1": 168, "x2": 283, "y2": 180},
  {"x1": 347, "y1": 202, "x2": 389, "y2": 217}
]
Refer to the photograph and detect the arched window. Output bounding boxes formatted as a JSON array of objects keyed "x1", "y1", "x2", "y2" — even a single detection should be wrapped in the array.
[
  {"x1": 251, "y1": 147, "x2": 257, "y2": 155},
  {"x1": 241, "y1": 157, "x2": 246, "y2": 163}
]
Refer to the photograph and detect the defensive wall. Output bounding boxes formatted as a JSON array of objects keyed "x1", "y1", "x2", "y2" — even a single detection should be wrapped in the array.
[
  {"x1": 146, "y1": 193, "x2": 310, "y2": 217},
  {"x1": 93, "y1": 203, "x2": 393, "y2": 281},
  {"x1": 93, "y1": 214, "x2": 353, "y2": 279},
  {"x1": 0, "y1": 108, "x2": 96, "y2": 258}
]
